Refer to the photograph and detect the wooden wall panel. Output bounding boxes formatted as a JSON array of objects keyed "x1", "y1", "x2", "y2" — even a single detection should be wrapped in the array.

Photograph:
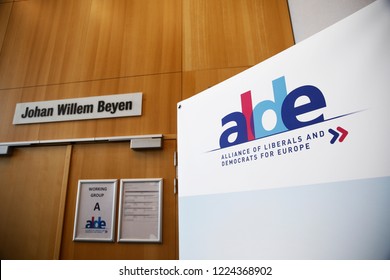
[
  {"x1": 0, "y1": 0, "x2": 181, "y2": 89},
  {"x1": 182, "y1": 67, "x2": 249, "y2": 99},
  {"x1": 0, "y1": 2, "x2": 12, "y2": 48},
  {"x1": 0, "y1": 146, "x2": 69, "y2": 259},
  {"x1": 0, "y1": 89, "x2": 41, "y2": 142},
  {"x1": 0, "y1": 73, "x2": 181, "y2": 142},
  {"x1": 60, "y1": 140, "x2": 177, "y2": 260},
  {"x1": 183, "y1": 0, "x2": 294, "y2": 72}
]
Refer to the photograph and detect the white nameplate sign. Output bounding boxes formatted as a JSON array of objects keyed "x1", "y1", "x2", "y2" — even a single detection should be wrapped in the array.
[{"x1": 13, "y1": 92, "x2": 142, "y2": 124}]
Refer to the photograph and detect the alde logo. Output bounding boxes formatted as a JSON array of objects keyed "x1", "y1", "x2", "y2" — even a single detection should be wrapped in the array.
[
  {"x1": 85, "y1": 216, "x2": 106, "y2": 229},
  {"x1": 219, "y1": 76, "x2": 327, "y2": 148}
]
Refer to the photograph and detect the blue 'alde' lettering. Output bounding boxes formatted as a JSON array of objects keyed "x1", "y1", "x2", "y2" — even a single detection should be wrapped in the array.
[
  {"x1": 85, "y1": 216, "x2": 106, "y2": 229},
  {"x1": 219, "y1": 76, "x2": 326, "y2": 148}
]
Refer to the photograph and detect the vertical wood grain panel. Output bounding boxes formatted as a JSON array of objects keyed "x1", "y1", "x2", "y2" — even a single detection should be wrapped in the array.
[
  {"x1": 119, "y1": 0, "x2": 182, "y2": 78},
  {"x1": 54, "y1": 145, "x2": 73, "y2": 260},
  {"x1": 0, "y1": 89, "x2": 41, "y2": 142},
  {"x1": 60, "y1": 140, "x2": 177, "y2": 260},
  {"x1": 0, "y1": 0, "x2": 181, "y2": 89},
  {"x1": 0, "y1": 2, "x2": 12, "y2": 48},
  {"x1": 0, "y1": 146, "x2": 68, "y2": 259},
  {"x1": 183, "y1": 0, "x2": 294, "y2": 71},
  {"x1": 182, "y1": 67, "x2": 249, "y2": 99}
]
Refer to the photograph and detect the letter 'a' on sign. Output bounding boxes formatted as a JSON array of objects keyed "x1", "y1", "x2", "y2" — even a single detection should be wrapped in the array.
[
  {"x1": 94, "y1": 202, "x2": 101, "y2": 211},
  {"x1": 219, "y1": 112, "x2": 248, "y2": 148},
  {"x1": 73, "y1": 179, "x2": 117, "y2": 242}
]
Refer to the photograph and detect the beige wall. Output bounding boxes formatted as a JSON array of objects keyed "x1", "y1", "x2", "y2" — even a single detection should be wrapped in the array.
[
  {"x1": 288, "y1": 0, "x2": 375, "y2": 42},
  {"x1": 0, "y1": 0, "x2": 293, "y2": 259}
]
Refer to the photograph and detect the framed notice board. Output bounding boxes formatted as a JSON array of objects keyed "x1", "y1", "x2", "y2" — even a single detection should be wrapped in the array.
[
  {"x1": 73, "y1": 179, "x2": 117, "y2": 242},
  {"x1": 117, "y1": 179, "x2": 163, "y2": 242}
]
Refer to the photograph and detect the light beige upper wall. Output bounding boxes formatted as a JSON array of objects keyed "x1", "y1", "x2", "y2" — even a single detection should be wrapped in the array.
[{"x1": 288, "y1": 0, "x2": 375, "y2": 42}]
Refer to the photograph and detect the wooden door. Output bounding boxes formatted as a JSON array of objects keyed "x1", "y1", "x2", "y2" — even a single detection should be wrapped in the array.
[
  {"x1": 0, "y1": 145, "x2": 71, "y2": 259},
  {"x1": 59, "y1": 139, "x2": 178, "y2": 259}
]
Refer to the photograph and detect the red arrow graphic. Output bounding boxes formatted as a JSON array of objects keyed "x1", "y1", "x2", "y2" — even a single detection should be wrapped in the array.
[{"x1": 336, "y1": 126, "x2": 348, "y2": 142}]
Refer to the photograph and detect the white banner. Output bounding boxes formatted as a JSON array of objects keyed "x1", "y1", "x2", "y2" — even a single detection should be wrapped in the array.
[
  {"x1": 178, "y1": 0, "x2": 390, "y2": 198},
  {"x1": 178, "y1": 0, "x2": 390, "y2": 260},
  {"x1": 13, "y1": 92, "x2": 142, "y2": 124}
]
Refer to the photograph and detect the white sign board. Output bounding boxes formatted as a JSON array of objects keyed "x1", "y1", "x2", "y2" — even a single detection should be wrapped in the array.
[
  {"x1": 73, "y1": 180, "x2": 117, "y2": 242},
  {"x1": 117, "y1": 179, "x2": 163, "y2": 243},
  {"x1": 13, "y1": 92, "x2": 142, "y2": 124},
  {"x1": 178, "y1": 0, "x2": 390, "y2": 259}
]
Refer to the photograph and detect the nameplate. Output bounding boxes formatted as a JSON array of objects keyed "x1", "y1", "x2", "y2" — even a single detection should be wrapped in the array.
[{"x1": 13, "y1": 93, "x2": 142, "y2": 125}]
